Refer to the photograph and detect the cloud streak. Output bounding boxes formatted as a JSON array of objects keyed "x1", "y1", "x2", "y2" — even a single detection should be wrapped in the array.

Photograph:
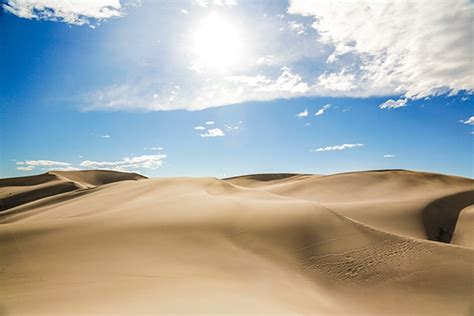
[
  {"x1": 461, "y1": 116, "x2": 474, "y2": 125},
  {"x1": 2, "y1": 0, "x2": 127, "y2": 26},
  {"x1": 379, "y1": 98, "x2": 407, "y2": 110},
  {"x1": 200, "y1": 128, "x2": 225, "y2": 137},
  {"x1": 16, "y1": 159, "x2": 72, "y2": 171},
  {"x1": 193, "y1": 0, "x2": 237, "y2": 7},
  {"x1": 310, "y1": 143, "x2": 363, "y2": 152},
  {"x1": 315, "y1": 104, "x2": 331, "y2": 116},
  {"x1": 80, "y1": 154, "x2": 166, "y2": 171},
  {"x1": 296, "y1": 109, "x2": 308, "y2": 118}
]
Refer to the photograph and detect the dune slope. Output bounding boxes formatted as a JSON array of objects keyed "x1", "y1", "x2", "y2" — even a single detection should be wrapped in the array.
[
  {"x1": 0, "y1": 170, "x2": 145, "y2": 213},
  {"x1": 0, "y1": 170, "x2": 473, "y2": 315},
  {"x1": 226, "y1": 170, "x2": 474, "y2": 242}
]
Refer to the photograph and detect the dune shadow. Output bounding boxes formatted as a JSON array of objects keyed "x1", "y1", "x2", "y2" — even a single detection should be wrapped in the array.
[
  {"x1": 422, "y1": 190, "x2": 474, "y2": 243},
  {"x1": 224, "y1": 173, "x2": 306, "y2": 181}
]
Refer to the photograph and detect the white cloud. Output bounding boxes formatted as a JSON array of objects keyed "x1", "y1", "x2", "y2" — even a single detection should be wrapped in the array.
[
  {"x1": 310, "y1": 143, "x2": 363, "y2": 152},
  {"x1": 205, "y1": 121, "x2": 215, "y2": 125},
  {"x1": 256, "y1": 55, "x2": 275, "y2": 66},
  {"x1": 296, "y1": 109, "x2": 308, "y2": 118},
  {"x1": 100, "y1": 135, "x2": 111, "y2": 138},
  {"x1": 225, "y1": 0, "x2": 238, "y2": 6},
  {"x1": 194, "y1": 126, "x2": 206, "y2": 130},
  {"x1": 288, "y1": 21, "x2": 305, "y2": 35},
  {"x1": 461, "y1": 116, "x2": 474, "y2": 125},
  {"x1": 145, "y1": 147, "x2": 163, "y2": 151},
  {"x1": 16, "y1": 160, "x2": 71, "y2": 167},
  {"x1": 49, "y1": 166, "x2": 81, "y2": 171},
  {"x1": 317, "y1": 70, "x2": 356, "y2": 92},
  {"x1": 16, "y1": 166, "x2": 34, "y2": 171},
  {"x1": 193, "y1": 0, "x2": 237, "y2": 7},
  {"x1": 80, "y1": 154, "x2": 166, "y2": 171},
  {"x1": 288, "y1": 0, "x2": 474, "y2": 100},
  {"x1": 85, "y1": 67, "x2": 312, "y2": 111},
  {"x1": 225, "y1": 75, "x2": 272, "y2": 87},
  {"x1": 224, "y1": 124, "x2": 239, "y2": 130},
  {"x1": 315, "y1": 104, "x2": 331, "y2": 116},
  {"x1": 383, "y1": 154, "x2": 396, "y2": 158},
  {"x1": 260, "y1": 67, "x2": 310, "y2": 93},
  {"x1": 180, "y1": 9, "x2": 189, "y2": 14},
  {"x1": 16, "y1": 159, "x2": 71, "y2": 172},
  {"x1": 80, "y1": 1, "x2": 473, "y2": 112},
  {"x1": 2, "y1": 0, "x2": 126, "y2": 26},
  {"x1": 228, "y1": 67, "x2": 310, "y2": 94},
  {"x1": 379, "y1": 98, "x2": 407, "y2": 110},
  {"x1": 200, "y1": 128, "x2": 225, "y2": 137}
]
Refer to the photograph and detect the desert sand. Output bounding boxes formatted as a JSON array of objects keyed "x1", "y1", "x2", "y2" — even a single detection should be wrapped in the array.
[{"x1": 0, "y1": 169, "x2": 473, "y2": 315}]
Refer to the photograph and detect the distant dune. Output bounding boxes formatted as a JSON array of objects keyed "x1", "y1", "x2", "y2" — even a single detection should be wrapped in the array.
[
  {"x1": 0, "y1": 170, "x2": 145, "y2": 213},
  {"x1": 1, "y1": 169, "x2": 473, "y2": 314}
]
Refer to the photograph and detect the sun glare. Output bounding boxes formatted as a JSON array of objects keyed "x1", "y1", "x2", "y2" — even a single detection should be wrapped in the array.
[{"x1": 192, "y1": 12, "x2": 243, "y2": 71}]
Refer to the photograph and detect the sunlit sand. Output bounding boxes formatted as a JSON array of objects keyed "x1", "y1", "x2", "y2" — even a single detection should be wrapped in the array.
[{"x1": 1, "y1": 169, "x2": 472, "y2": 314}]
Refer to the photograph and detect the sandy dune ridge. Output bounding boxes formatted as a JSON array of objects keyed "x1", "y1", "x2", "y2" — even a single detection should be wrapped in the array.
[{"x1": 0, "y1": 169, "x2": 473, "y2": 314}]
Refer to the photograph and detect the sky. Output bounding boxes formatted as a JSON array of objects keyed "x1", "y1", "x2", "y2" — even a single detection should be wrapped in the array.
[{"x1": 0, "y1": 0, "x2": 473, "y2": 178}]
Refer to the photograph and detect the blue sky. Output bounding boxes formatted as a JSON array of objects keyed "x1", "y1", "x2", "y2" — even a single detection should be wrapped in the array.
[{"x1": 0, "y1": 0, "x2": 472, "y2": 178}]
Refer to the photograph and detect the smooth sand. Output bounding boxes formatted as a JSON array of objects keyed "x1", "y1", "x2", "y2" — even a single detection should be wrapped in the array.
[{"x1": 1, "y1": 170, "x2": 473, "y2": 315}]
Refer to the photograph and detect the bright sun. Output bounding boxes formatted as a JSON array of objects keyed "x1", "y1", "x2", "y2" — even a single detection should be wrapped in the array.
[{"x1": 193, "y1": 12, "x2": 243, "y2": 71}]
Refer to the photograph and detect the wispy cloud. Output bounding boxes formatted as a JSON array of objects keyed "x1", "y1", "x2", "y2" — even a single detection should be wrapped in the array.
[
  {"x1": 180, "y1": 9, "x2": 189, "y2": 14},
  {"x1": 317, "y1": 71, "x2": 356, "y2": 92},
  {"x1": 194, "y1": 126, "x2": 206, "y2": 130},
  {"x1": 205, "y1": 121, "x2": 215, "y2": 125},
  {"x1": 287, "y1": 21, "x2": 306, "y2": 35},
  {"x1": 310, "y1": 143, "x2": 363, "y2": 152},
  {"x1": 2, "y1": 0, "x2": 128, "y2": 26},
  {"x1": 77, "y1": 0, "x2": 473, "y2": 112},
  {"x1": 315, "y1": 104, "x2": 331, "y2": 116},
  {"x1": 200, "y1": 128, "x2": 225, "y2": 137},
  {"x1": 296, "y1": 109, "x2": 308, "y2": 118},
  {"x1": 224, "y1": 124, "x2": 239, "y2": 130},
  {"x1": 289, "y1": 0, "x2": 473, "y2": 100},
  {"x1": 16, "y1": 159, "x2": 72, "y2": 172},
  {"x1": 460, "y1": 116, "x2": 474, "y2": 125},
  {"x1": 193, "y1": 0, "x2": 237, "y2": 7},
  {"x1": 52, "y1": 166, "x2": 82, "y2": 171},
  {"x1": 16, "y1": 152, "x2": 167, "y2": 173},
  {"x1": 16, "y1": 166, "x2": 34, "y2": 171},
  {"x1": 256, "y1": 55, "x2": 275, "y2": 66},
  {"x1": 100, "y1": 135, "x2": 111, "y2": 138},
  {"x1": 144, "y1": 147, "x2": 163, "y2": 151},
  {"x1": 379, "y1": 98, "x2": 407, "y2": 109},
  {"x1": 227, "y1": 67, "x2": 310, "y2": 94},
  {"x1": 383, "y1": 154, "x2": 396, "y2": 158},
  {"x1": 80, "y1": 154, "x2": 166, "y2": 171}
]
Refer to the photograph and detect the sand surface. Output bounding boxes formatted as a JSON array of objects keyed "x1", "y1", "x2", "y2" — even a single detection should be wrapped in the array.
[{"x1": 1, "y1": 169, "x2": 473, "y2": 315}]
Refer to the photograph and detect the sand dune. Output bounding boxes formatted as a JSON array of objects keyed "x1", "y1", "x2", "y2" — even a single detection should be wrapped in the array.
[
  {"x1": 0, "y1": 170, "x2": 473, "y2": 314},
  {"x1": 227, "y1": 170, "x2": 474, "y2": 242},
  {"x1": 0, "y1": 170, "x2": 145, "y2": 213}
]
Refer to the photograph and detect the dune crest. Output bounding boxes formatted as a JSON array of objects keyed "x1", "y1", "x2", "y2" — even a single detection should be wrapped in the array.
[
  {"x1": 0, "y1": 170, "x2": 145, "y2": 213},
  {"x1": 0, "y1": 169, "x2": 473, "y2": 314}
]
